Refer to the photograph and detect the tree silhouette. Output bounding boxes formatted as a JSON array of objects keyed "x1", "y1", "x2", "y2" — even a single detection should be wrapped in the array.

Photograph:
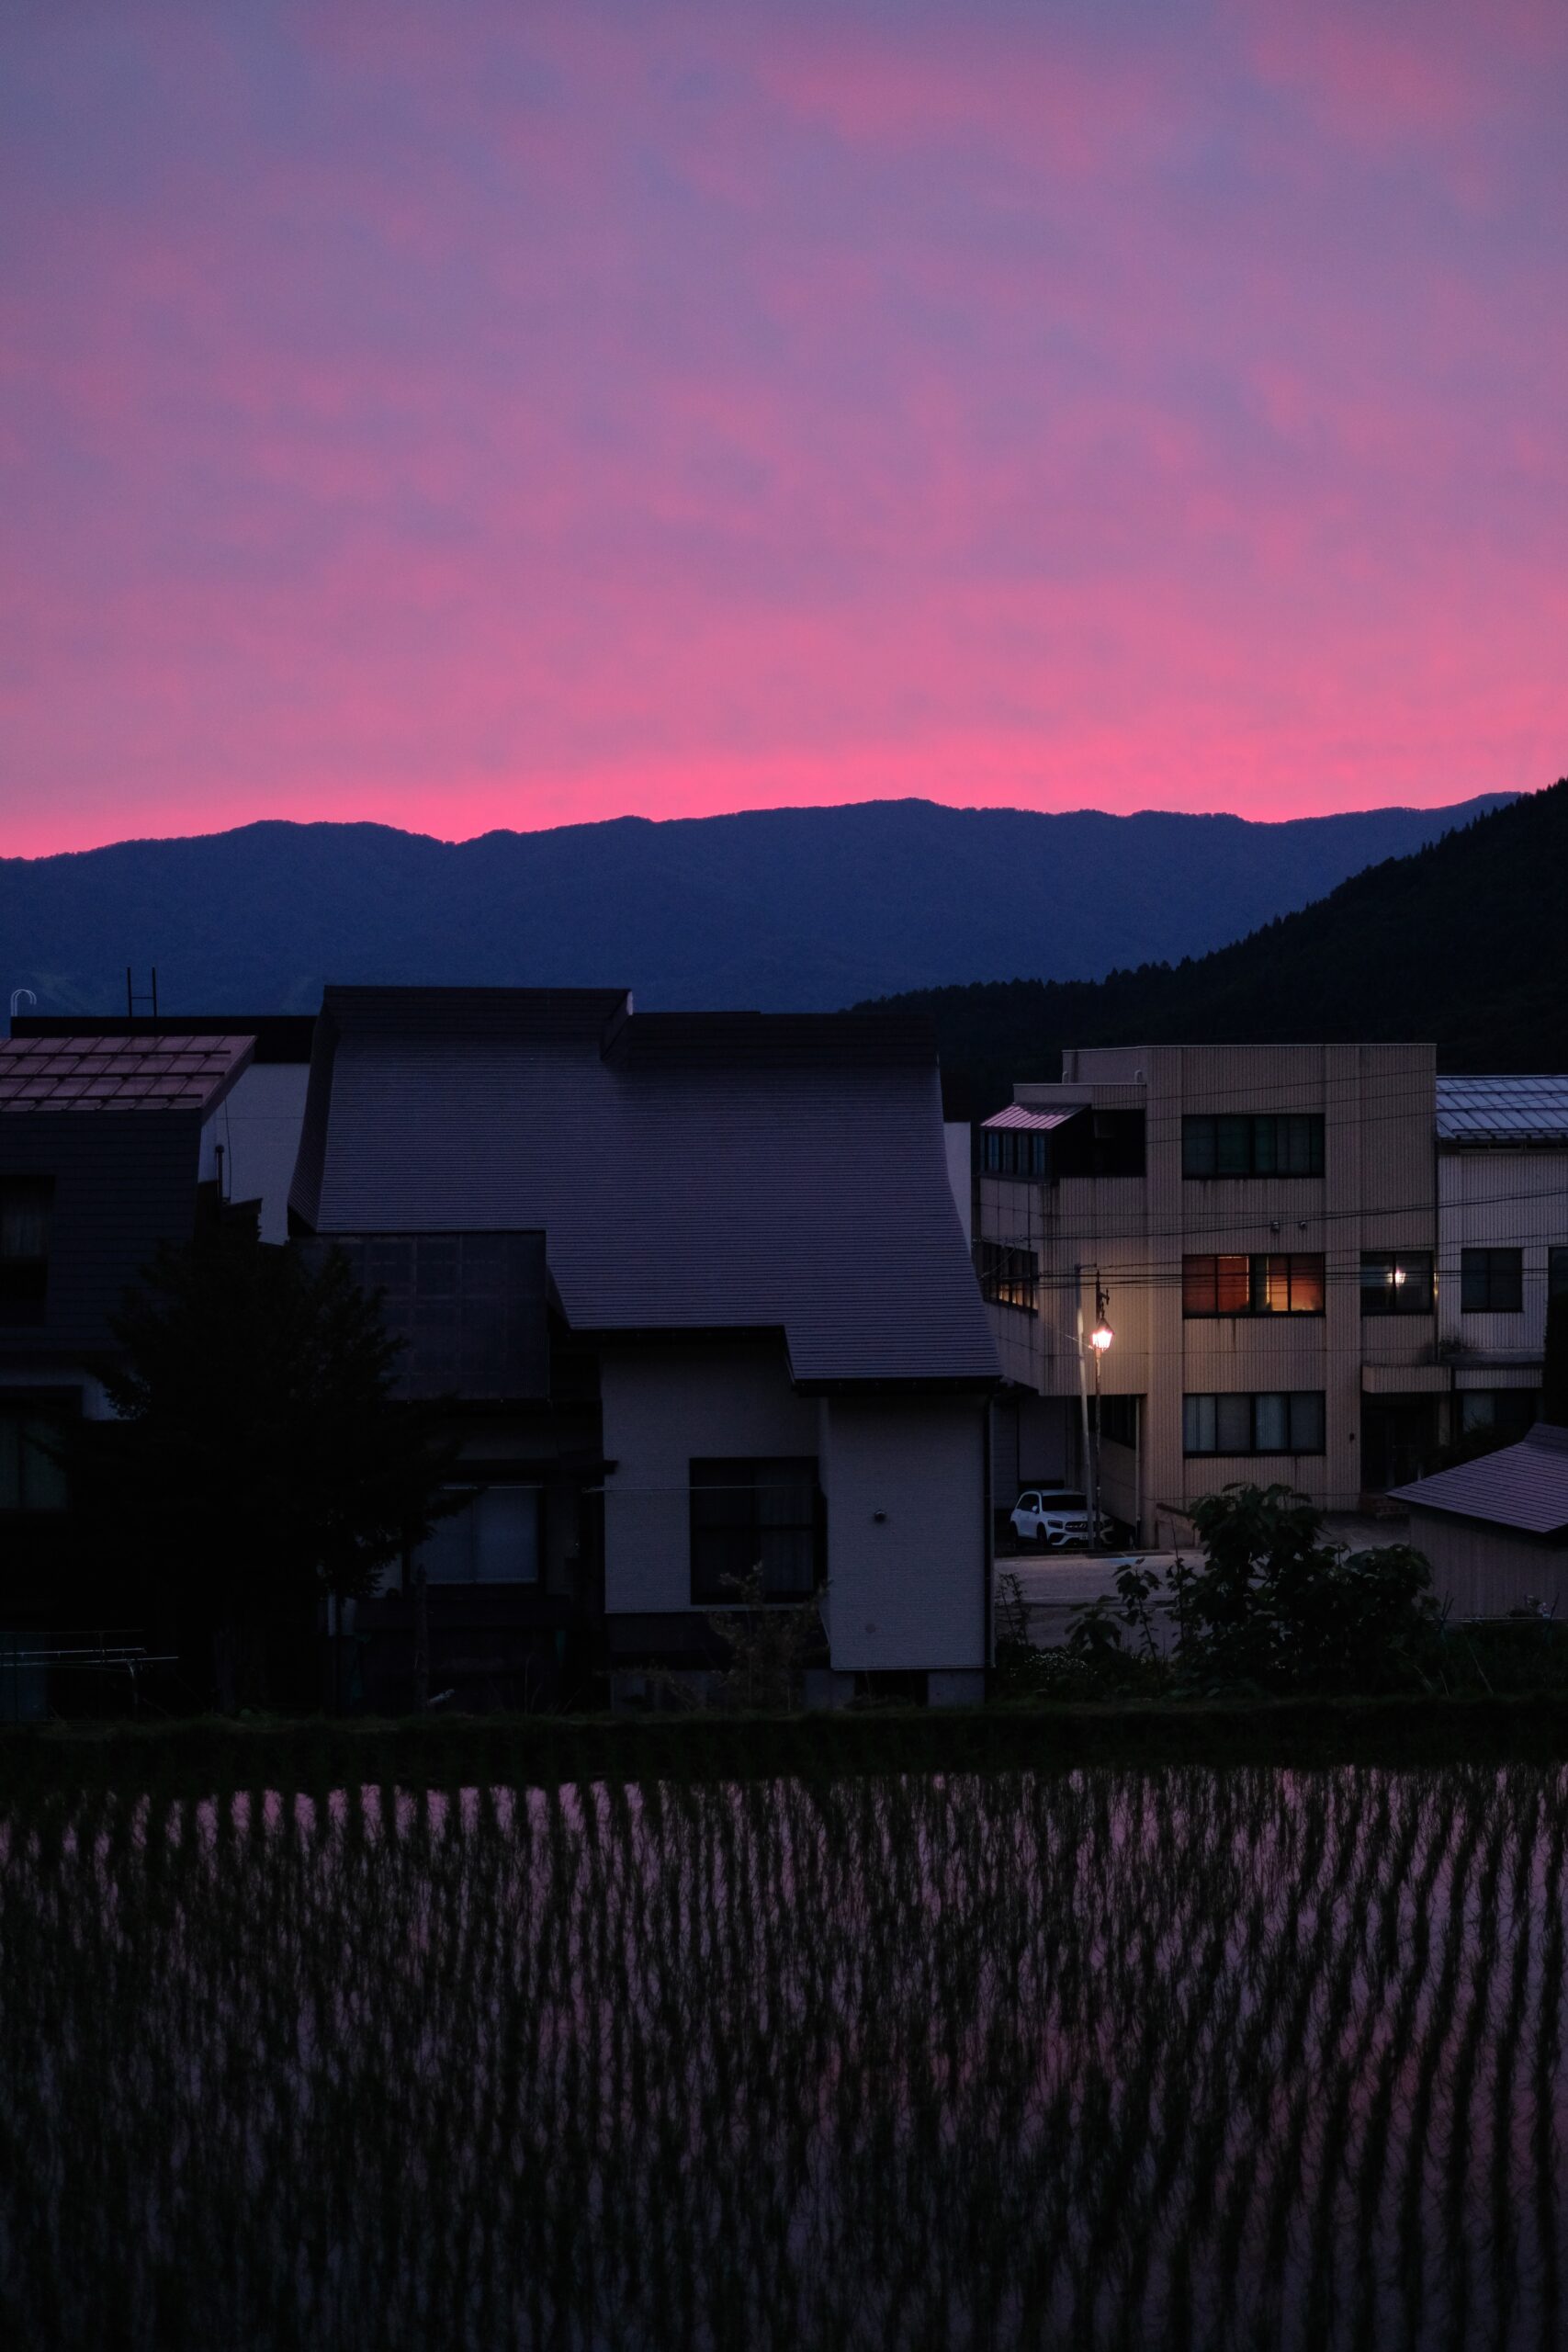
[{"x1": 90, "y1": 1216, "x2": 453, "y2": 1708}]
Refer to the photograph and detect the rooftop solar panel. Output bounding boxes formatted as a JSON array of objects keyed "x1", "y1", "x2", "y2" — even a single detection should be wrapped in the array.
[
  {"x1": 299, "y1": 1231, "x2": 551, "y2": 1401},
  {"x1": 1437, "y1": 1076, "x2": 1568, "y2": 1143}
]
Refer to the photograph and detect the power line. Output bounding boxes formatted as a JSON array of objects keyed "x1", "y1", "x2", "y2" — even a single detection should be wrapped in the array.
[
  {"x1": 987, "y1": 1056, "x2": 1566, "y2": 1116},
  {"x1": 976, "y1": 1170, "x2": 1568, "y2": 1250}
]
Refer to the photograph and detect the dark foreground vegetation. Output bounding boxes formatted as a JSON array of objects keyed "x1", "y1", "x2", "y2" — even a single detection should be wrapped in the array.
[
  {"x1": 10, "y1": 1682, "x2": 1568, "y2": 1803},
  {"x1": 868, "y1": 776, "x2": 1568, "y2": 1109},
  {"x1": 6, "y1": 1760, "x2": 1568, "y2": 2349}
]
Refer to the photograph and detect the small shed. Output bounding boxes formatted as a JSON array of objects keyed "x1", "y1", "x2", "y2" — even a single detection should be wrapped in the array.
[{"x1": 1388, "y1": 1423, "x2": 1568, "y2": 1618}]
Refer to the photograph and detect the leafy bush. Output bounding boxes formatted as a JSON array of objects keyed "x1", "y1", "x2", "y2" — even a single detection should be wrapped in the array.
[
  {"x1": 1062, "y1": 1485, "x2": 1443, "y2": 1698},
  {"x1": 705, "y1": 1568, "x2": 823, "y2": 1710}
]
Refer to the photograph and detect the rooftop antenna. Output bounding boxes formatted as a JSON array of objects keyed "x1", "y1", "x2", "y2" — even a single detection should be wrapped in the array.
[{"x1": 126, "y1": 966, "x2": 159, "y2": 1019}]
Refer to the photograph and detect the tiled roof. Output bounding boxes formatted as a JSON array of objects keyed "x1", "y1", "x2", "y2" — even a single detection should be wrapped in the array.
[
  {"x1": 982, "y1": 1106, "x2": 1080, "y2": 1132},
  {"x1": 1437, "y1": 1076, "x2": 1568, "y2": 1145},
  {"x1": 292, "y1": 988, "x2": 999, "y2": 1389},
  {"x1": 0, "y1": 1034, "x2": 254, "y2": 1114},
  {"x1": 13, "y1": 1012, "x2": 315, "y2": 1065},
  {"x1": 1389, "y1": 1422, "x2": 1568, "y2": 1536}
]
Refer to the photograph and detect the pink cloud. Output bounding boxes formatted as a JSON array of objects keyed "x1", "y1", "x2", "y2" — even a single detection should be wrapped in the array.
[{"x1": 0, "y1": 0, "x2": 1564, "y2": 857}]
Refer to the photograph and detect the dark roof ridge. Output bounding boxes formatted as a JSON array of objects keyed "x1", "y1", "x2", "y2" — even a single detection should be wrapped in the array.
[
  {"x1": 321, "y1": 985, "x2": 632, "y2": 1040},
  {"x1": 314, "y1": 987, "x2": 937, "y2": 1069},
  {"x1": 606, "y1": 1008, "x2": 938, "y2": 1069}
]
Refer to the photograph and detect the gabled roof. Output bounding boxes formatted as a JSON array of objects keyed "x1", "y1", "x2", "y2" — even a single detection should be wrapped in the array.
[
  {"x1": 1389, "y1": 1422, "x2": 1568, "y2": 1537},
  {"x1": 0, "y1": 1034, "x2": 254, "y2": 1114},
  {"x1": 291, "y1": 987, "x2": 998, "y2": 1389},
  {"x1": 1437, "y1": 1076, "x2": 1568, "y2": 1146}
]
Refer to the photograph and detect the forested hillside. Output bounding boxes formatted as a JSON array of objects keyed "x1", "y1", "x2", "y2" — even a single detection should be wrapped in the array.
[{"x1": 865, "y1": 781, "x2": 1568, "y2": 1113}]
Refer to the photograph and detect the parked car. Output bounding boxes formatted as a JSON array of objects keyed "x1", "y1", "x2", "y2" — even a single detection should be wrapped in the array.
[{"x1": 1010, "y1": 1488, "x2": 1111, "y2": 1549}]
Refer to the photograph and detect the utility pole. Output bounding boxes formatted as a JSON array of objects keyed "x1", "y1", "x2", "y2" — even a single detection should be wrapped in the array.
[{"x1": 1075, "y1": 1264, "x2": 1114, "y2": 1553}]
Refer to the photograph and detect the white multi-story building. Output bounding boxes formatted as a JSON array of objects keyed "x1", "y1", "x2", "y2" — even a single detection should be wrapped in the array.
[{"x1": 1436, "y1": 1077, "x2": 1568, "y2": 1442}]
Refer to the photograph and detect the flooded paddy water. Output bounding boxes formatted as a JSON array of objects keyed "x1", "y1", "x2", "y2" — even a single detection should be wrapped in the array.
[{"x1": 3, "y1": 1763, "x2": 1567, "y2": 2349}]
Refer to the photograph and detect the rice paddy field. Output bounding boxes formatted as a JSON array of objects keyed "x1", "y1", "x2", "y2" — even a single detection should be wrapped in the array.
[{"x1": 5, "y1": 1759, "x2": 1568, "y2": 2349}]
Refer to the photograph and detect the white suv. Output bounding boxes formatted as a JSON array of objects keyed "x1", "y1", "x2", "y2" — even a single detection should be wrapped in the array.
[{"x1": 1010, "y1": 1488, "x2": 1110, "y2": 1550}]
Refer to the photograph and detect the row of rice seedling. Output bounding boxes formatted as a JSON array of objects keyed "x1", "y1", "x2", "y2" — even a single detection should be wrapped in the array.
[{"x1": 3, "y1": 1764, "x2": 1566, "y2": 2348}]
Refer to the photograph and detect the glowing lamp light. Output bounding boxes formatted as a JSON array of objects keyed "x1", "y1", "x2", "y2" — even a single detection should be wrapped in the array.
[{"x1": 1089, "y1": 1318, "x2": 1114, "y2": 1352}]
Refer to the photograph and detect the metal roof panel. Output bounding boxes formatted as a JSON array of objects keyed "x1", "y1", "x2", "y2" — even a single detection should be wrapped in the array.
[
  {"x1": 295, "y1": 990, "x2": 999, "y2": 1387},
  {"x1": 982, "y1": 1106, "x2": 1081, "y2": 1132},
  {"x1": 1389, "y1": 1423, "x2": 1568, "y2": 1535}
]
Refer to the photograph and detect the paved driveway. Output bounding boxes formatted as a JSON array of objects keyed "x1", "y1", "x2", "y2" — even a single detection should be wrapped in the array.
[
  {"x1": 994, "y1": 1510, "x2": 1410, "y2": 1650},
  {"x1": 995, "y1": 1552, "x2": 1183, "y2": 1650}
]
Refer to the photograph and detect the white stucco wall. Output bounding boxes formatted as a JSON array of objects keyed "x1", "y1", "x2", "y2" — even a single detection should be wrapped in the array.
[
  {"x1": 818, "y1": 1396, "x2": 987, "y2": 1672},
  {"x1": 599, "y1": 1341, "x2": 989, "y2": 1674},
  {"x1": 1438, "y1": 1147, "x2": 1568, "y2": 1363},
  {"x1": 599, "y1": 1340, "x2": 818, "y2": 1617},
  {"x1": 199, "y1": 1062, "x2": 311, "y2": 1244}
]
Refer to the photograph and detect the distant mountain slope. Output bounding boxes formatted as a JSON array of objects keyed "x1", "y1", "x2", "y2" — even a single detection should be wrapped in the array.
[
  {"x1": 0, "y1": 794, "x2": 1516, "y2": 1016},
  {"x1": 863, "y1": 782, "x2": 1568, "y2": 1111}
]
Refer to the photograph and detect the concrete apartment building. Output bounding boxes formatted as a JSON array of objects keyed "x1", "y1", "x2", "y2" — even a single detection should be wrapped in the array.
[{"x1": 979, "y1": 1043, "x2": 1441, "y2": 1542}]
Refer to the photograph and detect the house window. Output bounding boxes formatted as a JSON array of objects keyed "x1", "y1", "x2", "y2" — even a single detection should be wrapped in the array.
[
  {"x1": 1183, "y1": 1391, "x2": 1325, "y2": 1455},
  {"x1": 417, "y1": 1484, "x2": 541, "y2": 1583},
  {"x1": 1053, "y1": 1109, "x2": 1146, "y2": 1178},
  {"x1": 0, "y1": 1401, "x2": 72, "y2": 1511},
  {"x1": 0, "y1": 1177, "x2": 52, "y2": 1322},
  {"x1": 1181, "y1": 1115, "x2": 1325, "y2": 1178},
  {"x1": 1090, "y1": 1394, "x2": 1140, "y2": 1447},
  {"x1": 978, "y1": 1242, "x2": 1039, "y2": 1314},
  {"x1": 1182, "y1": 1253, "x2": 1325, "y2": 1316},
  {"x1": 690, "y1": 1458, "x2": 822, "y2": 1603},
  {"x1": 982, "y1": 1129, "x2": 1049, "y2": 1179},
  {"x1": 1550, "y1": 1247, "x2": 1568, "y2": 1300},
  {"x1": 1461, "y1": 1249, "x2": 1524, "y2": 1313},
  {"x1": 1360, "y1": 1251, "x2": 1435, "y2": 1315},
  {"x1": 1460, "y1": 1390, "x2": 1539, "y2": 1439}
]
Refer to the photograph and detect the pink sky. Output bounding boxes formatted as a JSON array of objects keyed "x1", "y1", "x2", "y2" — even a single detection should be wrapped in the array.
[{"x1": 2, "y1": 0, "x2": 1565, "y2": 857}]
